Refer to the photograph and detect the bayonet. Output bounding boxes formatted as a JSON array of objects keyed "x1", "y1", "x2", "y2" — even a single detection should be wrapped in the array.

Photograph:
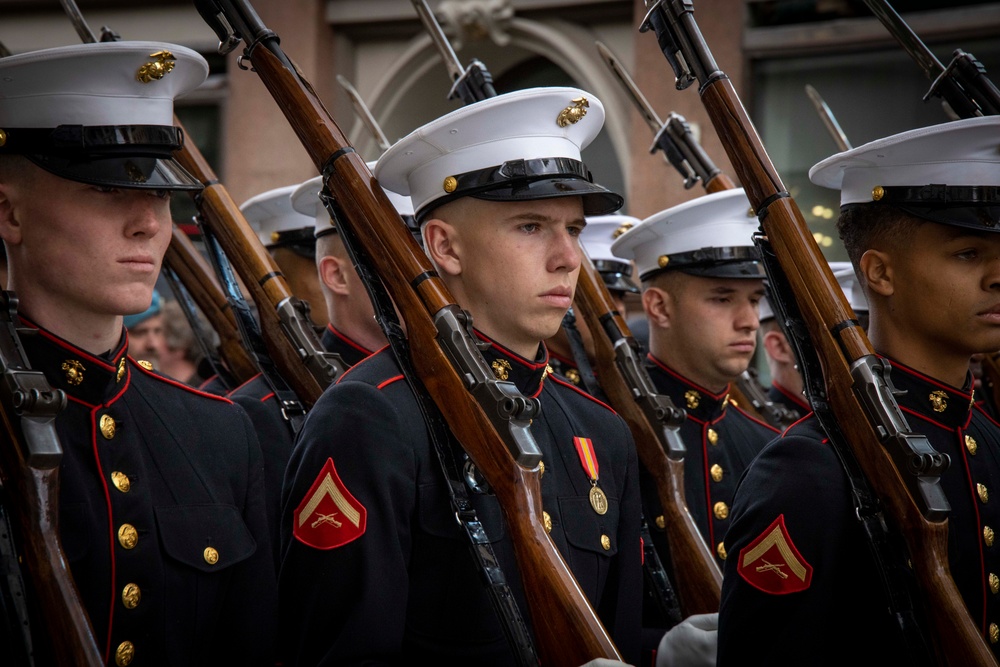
[
  {"x1": 805, "y1": 84, "x2": 852, "y2": 152},
  {"x1": 409, "y1": 0, "x2": 496, "y2": 104},
  {"x1": 336, "y1": 75, "x2": 391, "y2": 153}
]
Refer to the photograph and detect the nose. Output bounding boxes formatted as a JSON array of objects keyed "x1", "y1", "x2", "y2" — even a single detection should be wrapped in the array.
[
  {"x1": 736, "y1": 297, "x2": 761, "y2": 332},
  {"x1": 550, "y1": 227, "x2": 583, "y2": 273},
  {"x1": 124, "y1": 190, "x2": 168, "y2": 238}
]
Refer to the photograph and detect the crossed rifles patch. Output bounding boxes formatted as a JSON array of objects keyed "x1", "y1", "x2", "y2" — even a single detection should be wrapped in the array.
[
  {"x1": 293, "y1": 457, "x2": 367, "y2": 550},
  {"x1": 737, "y1": 514, "x2": 813, "y2": 594}
]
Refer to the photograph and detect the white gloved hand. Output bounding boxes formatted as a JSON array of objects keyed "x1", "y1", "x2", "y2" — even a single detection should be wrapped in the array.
[
  {"x1": 655, "y1": 612, "x2": 718, "y2": 667},
  {"x1": 578, "y1": 660, "x2": 634, "y2": 667}
]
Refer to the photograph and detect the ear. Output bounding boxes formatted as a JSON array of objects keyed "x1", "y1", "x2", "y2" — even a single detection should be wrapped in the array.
[
  {"x1": 859, "y1": 250, "x2": 893, "y2": 297},
  {"x1": 318, "y1": 254, "x2": 350, "y2": 296},
  {"x1": 423, "y1": 218, "x2": 462, "y2": 276},
  {"x1": 762, "y1": 329, "x2": 795, "y2": 364},
  {"x1": 0, "y1": 181, "x2": 23, "y2": 246},
  {"x1": 642, "y1": 286, "x2": 672, "y2": 329}
]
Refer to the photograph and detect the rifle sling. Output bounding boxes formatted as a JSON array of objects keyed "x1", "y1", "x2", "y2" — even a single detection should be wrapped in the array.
[
  {"x1": 561, "y1": 309, "x2": 604, "y2": 401},
  {"x1": 322, "y1": 192, "x2": 539, "y2": 666},
  {"x1": 198, "y1": 224, "x2": 306, "y2": 433},
  {"x1": 640, "y1": 518, "x2": 683, "y2": 630}
]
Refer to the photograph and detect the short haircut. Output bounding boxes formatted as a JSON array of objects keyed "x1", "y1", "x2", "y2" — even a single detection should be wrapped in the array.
[{"x1": 836, "y1": 202, "x2": 924, "y2": 292}]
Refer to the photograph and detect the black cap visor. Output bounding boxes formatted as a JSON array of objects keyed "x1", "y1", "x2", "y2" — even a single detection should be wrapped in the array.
[
  {"x1": 3, "y1": 125, "x2": 201, "y2": 191},
  {"x1": 859, "y1": 185, "x2": 1000, "y2": 231},
  {"x1": 593, "y1": 259, "x2": 639, "y2": 294},
  {"x1": 640, "y1": 246, "x2": 765, "y2": 281},
  {"x1": 417, "y1": 157, "x2": 623, "y2": 222}
]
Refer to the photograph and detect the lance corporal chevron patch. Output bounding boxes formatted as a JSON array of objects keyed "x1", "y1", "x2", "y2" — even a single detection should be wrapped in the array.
[
  {"x1": 737, "y1": 514, "x2": 812, "y2": 594},
  {"x1": 293, "y1": 457, "x2": 367, "y2": 550}
]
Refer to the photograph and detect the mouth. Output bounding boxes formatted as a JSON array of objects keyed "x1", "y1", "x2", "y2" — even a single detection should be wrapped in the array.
[
  {"x1": 730, "y1": 340, "x2": 756, "y2": 353},
  {"x1": 119, "y1": 255, "x2": 156, "y2": 271},
  {"x1": 540, "y1": 287, "x2": 573, "y2": 308}
]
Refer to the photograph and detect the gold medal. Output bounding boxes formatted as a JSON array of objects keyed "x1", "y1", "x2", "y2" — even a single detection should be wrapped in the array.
[{"x1": 589, "y1": 485, "x2": 608, "y2": 515}]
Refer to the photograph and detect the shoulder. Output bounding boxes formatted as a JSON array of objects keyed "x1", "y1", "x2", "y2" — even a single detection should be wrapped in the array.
[{"x1": 130, "y1": 357, "x2": 240, "y2": 412}]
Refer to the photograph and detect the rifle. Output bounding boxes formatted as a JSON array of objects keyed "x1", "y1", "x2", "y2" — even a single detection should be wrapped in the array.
[
  {"x1": 862, "y1": 0, "x2": 1000, "y2": 119},
  {"x1": 410, "y1": 0, "x2": 497, "y2": 104},
  {"x1": 161, "y1": 225, "x2": 259, "y2": 389},
  {"x1": 598, "y1": 38, "x2": 797, "y2": 430},
  {"x1": 413, "y1": 0, "x2": 722, "y2": 616},
  {"x1": 641, "y1": 1, "x2": 994, "y2": 664},
  {"x1": 58, "y1": 0, "x2": 343, "y2": 410},
  {"x1": 0, "y1": 291, "x2": 103, "y2": 665},
  {"x1": 194, "y1": 0, "x2": 620, "y2": 662}
]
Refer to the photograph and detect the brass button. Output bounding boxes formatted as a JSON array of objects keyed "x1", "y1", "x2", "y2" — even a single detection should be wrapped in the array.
[
  {"x1": 600, "y1": 534, "x2": 611, "y2": 551},
  {"x1": 713, "y1": 502, "x2": 729, "y2": 520},
  {"x1": 115, "y1": 640, "x2": 134, "y2": 666},
  {"x1": 717, "y1": 542, "x2": 727, "y2": 560},
  {"x1": 710, "y1": 464, "x2": 724, "y2": 483},
  {"x1": 991, "y1": 623, "x2": 999, "y2": 644},
  {"x1": 655, "y1": 515, "x2": 665, "y2": 530},
  {"x1": 565, "y1": 369, "x2": 581, "y2": 385},
  {"x1": 538, "y1": 460, "x2": 545, "y2": 479},
  {"x1": 658, "y1": 255, "x2": 670, "y2": 269},
  {"x1": 111, "y1": 471, "x2": 131, "y2": 493},
  {"x1": 991, "y1": 573, "x2": 999, "y2": 595},
  {"x1": 707, "y1": 428, "x2": 719, "y2": 446},
  {"x1": 121, "y1": 583, "x2": 141, "y2": 609},
  {"x1": 118, "y1": 524, "x2": 138, "y2": 550},
  {"x1": 542, "y1": 511, "x2": 552, "y2": 534},
  {"x1": 872, "y1": 185, "x2": 885, "y2": 201},
  {"x1": 967, "y1": 435, "x2": 979, "y2": 455},
  {"x1": 980, "y1": 483, "x2": 990, "y2": 504},
  {"x1": 99, "y1": 414, "x2": 117, "y2": 440},
  {"x1": 443, "y1": 175, "x2": 458, "y2": 193},
  {"x1": 986, "y1": 526, "x2": 995, "y2": 548},
  {"x1": 203, "y1": 546, "x2": 219, "y2": 565},
  {"x1": 137, "y1": 360, "x2": 154, "y2": 370}
]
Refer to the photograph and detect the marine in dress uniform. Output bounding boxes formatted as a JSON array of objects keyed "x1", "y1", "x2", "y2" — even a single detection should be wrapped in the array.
[
  {"x1": 757, "y1": 261, "x2": 869, "y2": 425},
  {"x1": 278, "y1": 87, "x2": 643, "y2": 665},
  {"x1": 229, "y1": 174, "x2": 404, "y2": 570},
  {"x1": 546, "y1": 214, "x2": 641, "y2": 392},
  {"x1": 718, "y1": 115, "x2": 1000, "y2": 664},
  {"x1": 0, "y1": 42, "x2": 276, "y2": 665},
  {"x1": 611, "y1": 189, "x2": 779, "y2": 564}
]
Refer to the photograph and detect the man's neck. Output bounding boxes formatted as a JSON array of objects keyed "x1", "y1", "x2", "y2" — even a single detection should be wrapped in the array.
[
  {"x1": 868, "y1": 324, "x2": 970, "y2": 389},
  {"x1": 14, "y1": 293, "x2": 121, "y2": 356}
]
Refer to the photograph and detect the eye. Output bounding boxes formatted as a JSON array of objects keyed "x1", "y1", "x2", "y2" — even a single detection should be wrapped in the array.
[
  {"x1": 567, "y1": 224, "x2": 584, "y2": 238},
  {"x1": 93, "y1": 185, "x2": 119, "y2": 194},
  {"x1": 955, "y1": 248, "x2": 979, "y2": 261},
  {"x1": 519, "y1": 222, "x2": 540, "y2": 233}
]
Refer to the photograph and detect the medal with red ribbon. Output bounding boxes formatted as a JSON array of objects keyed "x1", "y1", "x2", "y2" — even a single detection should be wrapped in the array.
[{"x1": 573, "y1": 436, "x2": 608, "y2": 515}]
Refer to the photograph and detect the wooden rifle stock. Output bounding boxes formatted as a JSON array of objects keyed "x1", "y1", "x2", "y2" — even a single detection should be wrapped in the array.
[
  {"x1": 163, "y1": 226, "x2": 259, "y2": 386},
  {"x1": 0, "y1": 293, "x2": 102, "y2": 665},
  {"x1": 643, "y1": 2, "x2": 996, "y2": 663},
  {"x1": 197, "y1": 2, "x2": 619, "y2": 661},
  {"x1": 171, "y1": 124, "x2": 333, "y2": 407},
  {"x1": 573, "y1": 256, "x2": 722, "y2": 614}
]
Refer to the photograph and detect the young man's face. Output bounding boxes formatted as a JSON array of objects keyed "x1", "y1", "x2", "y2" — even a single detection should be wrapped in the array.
[
  {"x1": 0, "y1": 162, "x2": 172, "y2": 324},
  {"x1": 438, "y1": 196, "x2": 586, "y2": 358},
  {"x1": 876, "y1": 221, "x2": 1000, "y2": 361},
  {"x1": 648, "y1": 273, "x2": 765, "y2": 391}
]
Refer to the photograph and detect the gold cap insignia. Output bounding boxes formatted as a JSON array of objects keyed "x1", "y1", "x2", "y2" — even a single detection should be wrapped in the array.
[
  {"x1": 62, "y1": 359, "x2": 85, "y2": 386},
  {"x1": 271, "y1": 231, "x2": 281, "y2": 244},
  {"x1": 556, "y1": 97, "x2": 589, "y2": 127},
  {"x1": 443, "y1": 176, "x2": 458, "y2": 193},
  {"x1": 491, "y1": 359, "x2": 512, "y2": 381},
  {"x1": 658, "y1": 255, "x2": 670, "y2": 269},
  {"x1": 136, "y1": 50, "x2": 177, "y2": 83},
  {"x1": 684, "y1": 389, "x2": 700, "y2": 410},
  {"x1": 872, "y1": 185, "x2": 885, "y2": 201},
  {"x1": 612, "y1": 222, "x2": 633, "y2": 239},
  {"x1": 928, "y1": 390, "x2": 948, "y2": 413}
]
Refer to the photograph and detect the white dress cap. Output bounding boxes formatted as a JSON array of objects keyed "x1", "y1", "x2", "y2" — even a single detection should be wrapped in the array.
[
  {"x1": 291, "y1": 162, "x2": 416, "y2": 239},
  {"x1": 240, "y1": 185, "x2": 315, "y2": 250},
  {"x1": 809, "y1": 116, "x2": 1000, "y2": 230},
  {"x1": 760, "y1": 260, "x2": 868, "y2": 322},
  {"x1": 374, "y1": 87, "x2": 622, "y2": 221},
  {"x1": 581, "y1": 214, "x2": 641, "y2": 294},
  {"x1": 0, "y1": 41, "x2": 208, "y2": 190},
  {"x1": 611, "y1": 188, "x2": 763, "y2": 281}
]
